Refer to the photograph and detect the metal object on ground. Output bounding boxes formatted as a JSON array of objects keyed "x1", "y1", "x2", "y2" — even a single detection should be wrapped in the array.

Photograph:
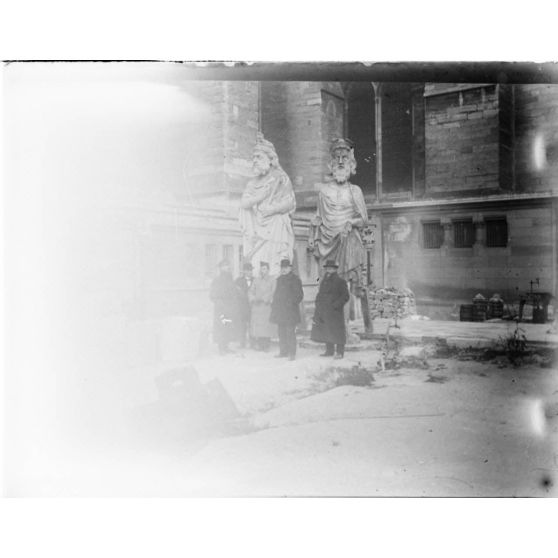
[
  {"x1": 460, "y1": 304, "x2": 474, "y2": 322},
  {"x1": 488, "y1": 294, "x2": 504, "y2": 319},
  {"x1": 472, "y1": 293, "x2": 488, "y2": 322}
]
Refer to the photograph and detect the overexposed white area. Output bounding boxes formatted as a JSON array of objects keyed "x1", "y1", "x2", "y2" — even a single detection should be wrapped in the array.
[
  {"x1": 4, "y1": 62, "x2": 558, "y2": 501},
  {"x1": 2, "y1": 7, "x2": 558, "y2": 556},
  {"x1": 1, "y1": 1, "x2": 557, "y2": 61},
  {"x1": 3, "y1": 62, "x2": 214, "y2": 495}
]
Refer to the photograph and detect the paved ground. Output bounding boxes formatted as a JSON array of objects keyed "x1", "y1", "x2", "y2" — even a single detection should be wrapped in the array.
[
  {"x1": 5, "y1": 318, "x2": 558, "y2": 496},
  {"x1": 171, "y1": 352, "x2": 558, "y2": 497},
  {"x1": 372, "y1": 317, "x2": 558, "y2": 347}
]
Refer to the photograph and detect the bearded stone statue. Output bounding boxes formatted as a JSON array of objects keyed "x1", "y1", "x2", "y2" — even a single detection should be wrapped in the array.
[
  {"x1": 309, "y1": 138, "x2": 371, "y2": 333},
  {"x1": 309, "y1": 138, "x2": 368, "y2": 285},
  {"x1": 239, "y1": 133, "x2": 296, "y2": 277}
]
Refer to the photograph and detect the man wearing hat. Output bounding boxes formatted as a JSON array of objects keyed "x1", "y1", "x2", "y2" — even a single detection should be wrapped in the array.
[
  {"x1": 311, "y1": 259, "x2": 351, "y2": 359},
  {"x1": 210, "y1": 260, "x2": 240, "y2": 355},
  {"x1": 270, "y1": 258, "x2": 304, "y2": 361},
  {"x1": 248, "y1": 261, "x2": 277, "y2": 351},
  {"x1": 235, "y1": 261, "x2": 255, "y2": 349}
]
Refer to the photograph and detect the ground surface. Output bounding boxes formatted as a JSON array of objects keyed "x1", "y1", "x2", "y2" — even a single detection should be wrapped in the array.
[
  {"x1": 12, "y1": 342, "x2": 556, "y2": 497},
  {"x1": 173, "y1": 350, "x2": 558, "y2": 497},
  {"x1": 7, "y1": 318, "x2": 558, "y2": 497}
]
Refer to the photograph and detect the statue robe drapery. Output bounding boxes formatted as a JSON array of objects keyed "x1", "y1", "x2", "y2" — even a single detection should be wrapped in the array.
[
  {"x1": 239, "y1": 167, "x2": 296, "y2": 277},
  {"x1": 312, "y1": 182, "x2": 368, "y2": 281}
]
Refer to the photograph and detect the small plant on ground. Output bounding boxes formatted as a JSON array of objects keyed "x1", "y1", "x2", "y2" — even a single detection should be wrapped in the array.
[
  {"x1": 378, "y1": 324, "x2": 403, "y2": 371},
  {"x1": 498, "y1": 319, "x2": 527, "y2": 364}
]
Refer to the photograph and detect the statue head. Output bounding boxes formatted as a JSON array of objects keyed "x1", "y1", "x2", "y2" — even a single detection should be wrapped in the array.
[
  {"x1": 253, "y1": 132, "x2": 279, "y2": 177},
  {"x1": 328, "y1": 138, "x2": 357, "y2": 184}
]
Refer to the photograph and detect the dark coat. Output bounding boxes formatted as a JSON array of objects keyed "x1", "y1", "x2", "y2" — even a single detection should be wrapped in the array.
[
  {"x1": 234, "y1": 275, "x2": 253, "y2": 322},
  {"x1": 210, "y1": 272, "x2": 240, "y2": 344},
  {"x1": 270, "y1": 271, "x2": 304, "y2": 325},
  {"x1": 311, "y1": 272, "x2": 350, "y2": 344}
]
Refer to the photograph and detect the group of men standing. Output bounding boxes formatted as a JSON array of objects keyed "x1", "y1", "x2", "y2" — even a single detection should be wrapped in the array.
[
  {"x1": 210, "y1": 257, "x2": 303, "y2": 360},
  {"x1": 210, "y1": 133, "x2": 370, "y2": 362},
  {"x1": 210, "y1": 256, "x2": 351, "y2": 361}
]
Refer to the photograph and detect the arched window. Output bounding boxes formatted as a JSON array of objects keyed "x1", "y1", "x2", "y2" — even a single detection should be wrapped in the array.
[
  {"x1": 344, "y1": 82, "x2": 425, "y2": 200},
  {"x1": 346, "y1": 82, "x2": 376, "y2": 195},
  {"x1": 381, "y1": 83, "x2": 414, "y2": 195}
]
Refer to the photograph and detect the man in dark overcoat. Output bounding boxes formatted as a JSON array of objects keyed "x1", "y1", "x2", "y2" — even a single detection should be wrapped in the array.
[
  {"x1": 311, "y1": 259, "x2": 350, "y2": 359},
  {"x1": 234, "y1": 262, "x2": 254, "y2": 348},
  {"x1": 270, "y1": 258, "x2": 304, "y2": 361},
  {"x1": 210, "y1": 260, "x2": 240, "y2": 355}
]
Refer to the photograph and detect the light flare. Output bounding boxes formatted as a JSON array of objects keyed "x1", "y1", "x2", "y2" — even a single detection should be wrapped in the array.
[{"x1": 532, "y1": 132, "x2": 547, "y2": 172}]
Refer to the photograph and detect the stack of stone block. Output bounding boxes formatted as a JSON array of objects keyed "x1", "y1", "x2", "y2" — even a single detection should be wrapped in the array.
[{"x1": 368, "y1": 287, "x2": 417, "y2": 320}]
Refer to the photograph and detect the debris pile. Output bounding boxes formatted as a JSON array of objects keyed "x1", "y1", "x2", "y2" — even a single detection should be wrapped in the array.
[
  {"x1": 368, "y1": 287, "x2": 417, "y2": 320},
  {"x1": 377, "y1": 340, "x2": 429, "y2": 371},
  {"x1": 334, "y1": 364, "x2": 375, "y2": 387}
]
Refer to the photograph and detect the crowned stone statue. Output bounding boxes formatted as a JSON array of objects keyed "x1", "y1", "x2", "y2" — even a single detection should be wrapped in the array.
[
  {"x1": 309, "y1": 138, "x2": 372, "y2": 334},
  {"x1": 309, "y1": 138, "x2": 368, "y2": 286},
  {"x1": 239, "y1": 133, "x2": 296, "y2": 277}
]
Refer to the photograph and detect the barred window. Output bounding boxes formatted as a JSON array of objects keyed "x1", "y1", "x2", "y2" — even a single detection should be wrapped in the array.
[
  {"x1": 222, "y1": 244, "x2": 234, "y2": 263},
  {"x1": 423, "y1": 221, "x2": 443, "y2": 249},
  {"x1": 486, "y1": 218, "x2": 508, "y2": 247},
  {"x1": 453, "y1": 219, "x2": 474, "y2": 248}
]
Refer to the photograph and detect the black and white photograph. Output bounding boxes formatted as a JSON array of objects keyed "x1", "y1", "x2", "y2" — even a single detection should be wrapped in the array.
[{"x1": 3, "y1": 60, "x2": 558, "y2": 500}]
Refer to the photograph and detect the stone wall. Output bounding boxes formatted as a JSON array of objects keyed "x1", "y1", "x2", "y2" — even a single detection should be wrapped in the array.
[
  {"x1": 262, "y1": 81, "x2": 321, "y2": 191},
  {"x1": 378, "y1": 204, "x2": 555, "y2": 316},
  {"x1": 207, "y1": 80, "x2": 558, "y2": 205},
  {"x1": 184, "y1": 81, "x2": 259, "y2": 199},
  {"x1": 222, "y1": 81, "x2": 260, "y2": 195},
  {"x1": 515, "y1": 84, "x2": 558, "y2": 194},
  {"x1": 260, "y1": 82, "x2": 291, "y2": 177},
  {"x1": 425, "y1": 84, "x2": 500, "y2": 195},
  {"x1": 261, "y1": 81, "x2": 346, "y2": 208},
  {"x1": 180, "y1": 79, "x2": 558, "y2": 318},
  {"x1": 182, "y1": 81, "x2": 227, "y2": 197},
  {"x1": 423, "y1": 83, "x2": 558, "y2": 199}
]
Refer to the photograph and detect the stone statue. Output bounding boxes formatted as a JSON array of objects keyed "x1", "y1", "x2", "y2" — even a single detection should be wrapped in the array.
[
  {"x1": 308, "y1": 138, "x2": 371, "y2": 332},
  {"x1": 239, "y1": 133, "x2": 296, "y2": 277},
  {"x1": 309, "y1": 138, "x2": 368, "y2": 284}
]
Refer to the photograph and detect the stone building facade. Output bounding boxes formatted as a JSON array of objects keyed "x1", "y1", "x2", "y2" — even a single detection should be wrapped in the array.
[
  {"x1": 175, "y1": 79, "x2": 558, "y2": 320},
  {"x1": 6, "y1": 64, "x2": 558, "y2": 379}
]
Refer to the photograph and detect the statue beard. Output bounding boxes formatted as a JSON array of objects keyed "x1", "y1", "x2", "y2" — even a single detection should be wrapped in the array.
[
  {"x1": 253, "y1": 161, "x2": 271, "y2": 177},
  {"x1": 332, "y1": 164, "x2": 351, "y2": 183}
]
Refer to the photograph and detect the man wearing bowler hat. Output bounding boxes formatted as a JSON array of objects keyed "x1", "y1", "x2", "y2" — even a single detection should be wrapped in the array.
[
  {"x1": 270, "y1": 258, "x2": 304, "y2": 361},
  {"x1": 311, "y1": 259, "x2": 350, "y2": 359}
]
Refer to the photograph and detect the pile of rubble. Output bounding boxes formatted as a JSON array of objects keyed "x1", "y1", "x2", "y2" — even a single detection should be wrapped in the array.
[{"x1": 368, "y1": 286, "x2": 417, "y2": 320}]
